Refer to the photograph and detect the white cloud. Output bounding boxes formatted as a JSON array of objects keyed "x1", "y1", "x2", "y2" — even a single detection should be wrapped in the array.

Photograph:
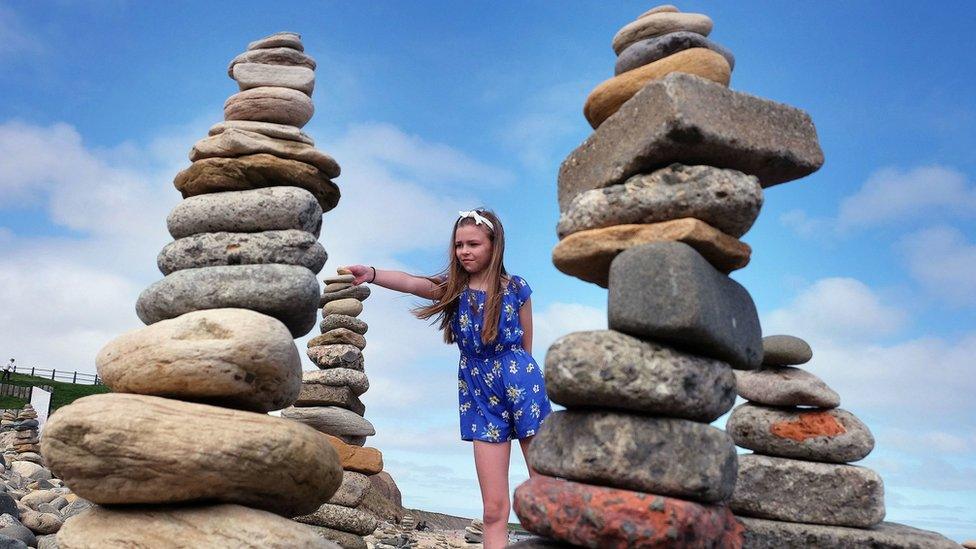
[
  {"x1": 899, "y1": 225, "x2": 976, "y2": 306},
  {"x1": 531, "y1": 302, "x2": 606, "y2": 360},
  {"x1": 499, "y1": 80, "x2": 592, "y2": 173}
]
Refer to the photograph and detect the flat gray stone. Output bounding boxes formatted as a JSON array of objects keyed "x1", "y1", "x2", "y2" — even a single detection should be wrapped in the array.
[
  {"x1": 234, "y1": 63, "x2": 314, "y2": 96},
  {"x1": 248, "y1": 32, "x2": 304, "y2": 52},
  {"x1": 616, "y1": 31, "x2": 735, "y2": 75},
  {"x1": 295, "y1": 503, "x2": 378, "y2": 536},
  {"x1": 612, "y1": 11, "x2": 714, "y2": 55},
  {"x1": 557, "y1": 73, "x2": 824, "y2": 212},
  {"x1": 545, "y1": 330, "x2": 735, "y2": 422},
  {"x1": 327, "y1": 471, "x2": 370, "y2": 508},
  {"x1": 136, "y1": 264, "x2": 320, "y2": 337},
  {"x1": 762, "y1": 335, "x2": 813, "y2": 366},
  {"x1": 557, "y1": 164, "x2": 762, "y2": 238},
  {"x1": 738, "y1": 517, "x2": 959, "y2": 549},
  {"x1": 209, "y1": 120, "x2": 314, "y2": 145},
  {"x1": 529, "y1": 410, "x2": 737, "y2": 503},
  {"x1": 167, "y1": 186, "x2": 322, "y2": 239},
  {"x1": 727, "y1": 404, "x2": 874, "y2": 463},
  {"x1": 303, "y1": 368, "x2": 369, "y2": 395},
  {"x1": 735, "y1": 366, "x2": 839, "y2": 408},
  {"x1": 320, "y1": 284, "x2": 371, "y2": 305},
  {"x1": 228, "y1": 47, "x2": 316, "y2": 77},
  {"x1": 281, "y1": 406, "x2": 375, "y2": 438},
  {"x1": 191, "y1": 128, "x2": 339, "y2": 178},
  {"x1": 608, "y1": 242, "x2": 762, "y2": 369},
  {"x1": 224, "y1": 87, "x2": 314, "y2": 129},
  {"x1": 157, "y1": 230, "x2": 327, "y2": 275},
  {"x1": 309, "y1": 525, "x2": 366, "y2": 549},
  {"x1": 731, "y1": 454, "x2": 885, "y2": 527},
  {"x1": 296, "y1": 384, "x2": 365, "y2": 416},
  {"x1": 320, "y1": 315, "x2": 368, "y2": 335},
  {"x1": 307, "y1": 345, "x2": 364, "y2": 371}
]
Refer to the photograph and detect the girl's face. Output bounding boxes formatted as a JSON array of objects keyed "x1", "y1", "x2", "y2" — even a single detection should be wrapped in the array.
[{"x1": 455, "y1": 224, "x2": 493, "y2": 274}]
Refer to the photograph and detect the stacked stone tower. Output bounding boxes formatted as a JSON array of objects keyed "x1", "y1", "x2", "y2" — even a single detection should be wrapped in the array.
[
  {"x1": 283, "y1": 268, "x2": 385, "y2": 547},
  {"x1": 40, "y1": 32, "x2": 347, "y2": 547},
  {"x1": 728, "y1": 335, "x2": 959, "y2": 547},
  {"x1": 513, "y1": 5, "x2": 824, "y2": 547},
  {"x1": 10, "y1": 404, "x2": 41, "y2": 465}
]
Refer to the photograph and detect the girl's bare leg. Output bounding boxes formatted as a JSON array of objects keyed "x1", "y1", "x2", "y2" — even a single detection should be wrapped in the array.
[
  {"x1": 473, "y1": 440, "x2": 512, "y2": 549},
  {"x1": 518, "y1": 435, "x2": 540, "y2": 478}
]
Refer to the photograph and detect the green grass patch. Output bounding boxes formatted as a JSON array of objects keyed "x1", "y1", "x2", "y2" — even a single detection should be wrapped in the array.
[
  {"x1": 5, "y1": 373, "x2": 110, "y2": 411},
  {"x1": 0, "y1": 395, "x2": 27, "y2": 409}
]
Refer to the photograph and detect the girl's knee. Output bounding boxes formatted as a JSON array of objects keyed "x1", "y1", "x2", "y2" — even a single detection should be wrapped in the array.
[{"x1": 482, "y1": 499, "x2": 510, "y2": 524}]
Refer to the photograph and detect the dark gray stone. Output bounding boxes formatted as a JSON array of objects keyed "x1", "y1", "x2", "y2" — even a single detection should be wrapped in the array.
[
  {"x1": 0, "y1": 497, "x2": 15, "y2": 522},
  {"x1": 0, "y1": 534, "x2": 28, "y2": 549},
  {"x1": 135, "y1": 264, "x2": 320, "y2": 337},
  {"x1": 731, "y1": 454, "x2": 885, "y2": 527},
  {"x1": 0, "y1": 515, "x2": 33, "y2": 548},
  {"x1": 545, "y1": 330, "x2": 735, "y2": 422},
  {"x1": 558, "y1": 73, "x2": 824, "y2": 212},
  {"x1": 294, "y1": 503, "x2": 378, "y2": 536},
  {"x1": 557, "y1": 164, "x2": 762, "y2": 239},
  {"x1": 320, "y1": 284, "x2": 370, "y2": 306},
  {"x1": 303, "y1": 368, "x2": 369, "y2": 395},
  {"x1": 608, "y1": 242, "x2": 762, "y2": 369},
  {"x1": 762, "y1": 335, "x2": 813, "y2": 366},
  {"x1": 738, "y1": 517, "x2": 960, "y2": 549},
  {"x1": 167, "y1": 186, "x2": 322, "y2": 239},
  {"x1": 307, "y1": 345, "x2": 364, "y2": 371},
  {"x1": 735, "y1": 366, "x2": 839, "y2": 408},
  {"x1": 14, "y1": 420, "x2": 37, "y2": 430},
  {"x1": 157, "y1": 230, "x2": 327, "y2": 275},
  {"x1": 529, "y1": 410, "x2": 737, "y2": 503},
  {"x1": 320, "y1": 315, "x2": 368, "y2": 335},
  {"x1": 727, "y1": 404, "x2": 874, "y2": 462},
  {"x1": 59, "y1": 499, "x2": 93, "y2": 521},
  {"x1": 616, "y1": 31, "x2": 735, "y2": 75},
  {"x1": 295, "y1": 384, "x2": 366, "y2": 416}
]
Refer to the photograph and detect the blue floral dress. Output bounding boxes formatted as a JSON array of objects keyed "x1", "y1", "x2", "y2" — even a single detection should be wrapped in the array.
[{"x1": 452, "y1": 275, "x2": 552, "y2": 442}]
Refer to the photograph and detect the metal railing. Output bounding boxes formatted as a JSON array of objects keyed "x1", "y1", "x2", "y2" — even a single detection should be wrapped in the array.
[
  {"x1": 0, "y1": 383, "x2": 33, "y2": 400},
  {"x1": 8, "y1": 365, "x2": 102, "y2": 385}
]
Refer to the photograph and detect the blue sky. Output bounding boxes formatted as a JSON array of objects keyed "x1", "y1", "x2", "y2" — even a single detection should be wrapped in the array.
[{"x1": 1, "y1": 1, "x2": 974, "y2": 541}]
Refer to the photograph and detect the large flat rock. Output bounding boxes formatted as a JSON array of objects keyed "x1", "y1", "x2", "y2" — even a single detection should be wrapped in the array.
[
  {"x1": 553, "y1": 219, "x2": 751, "y2": 287},
  {"x1": 557, "y1": 164, "x2": 763, "y2": 239},
  {"x1": 282, "y1": 405, "x2": 376, "y2": 439},
  {"x1": 157, "y1": 230, "x2": 327, "y2": 275},
  {"x1": 234, "y1": 62, "x2": 315, "y2": 96},
  {"x1": 608, "y1": 241, "x2": 762, "y2": 369},
  {"x1": 307, "y1": 345, "x2": 364, "y2": 371},
  {"x1": 41, "y1": 394, "x2": 342, "y2": 517},
  {"x1": 167, "y1": 186, "x2": 322, "y2": 239},
  {"x1": 738, "y1": 517, "x2": 960, "y2": 549},
  {"x1": 296, "y1": 384, "x2": 366, "y2": 415},
  {"x1": 96, "y1": 308, "x2": 301, "y2": 412},
  {"x1": 727, "y1": 404, "x2": 874, "y2": 463},
  {"x1": 731, "y1": 454, "x2": 885, "y2": 527},
  {"x1": 190, "y1": 128, "x2": 339, "y2": 178},
  {"x1": 545, "y1": 330, "x2": 735, "y2": 422},
  {"x1": 174, "y1": 153, "x2": 339, "y2": 212},
  {"x1": 558, "y1": 73, "x2": 823, "y2": 211},
  {"x1": 224, "y1": 86, "x2": 314, "y2": 128},
  {"x1": 513, "y1": 476, "x2": 743, "y2": 548},
  {"x1": 228, "y1": 47, "x2": 316, "y2": 77},
  {"x1": 528, "y1": 410, "x2": 737, "y2": 502},
  {"x1": 209, "y1": 119, "x2": 314, "y2": 145},
  {"x1": 136, "y1": 264, "x2": 320, "y2": 338},
  {"x1": 56, "y1": 504, "x2": 338, "y2": 549}
]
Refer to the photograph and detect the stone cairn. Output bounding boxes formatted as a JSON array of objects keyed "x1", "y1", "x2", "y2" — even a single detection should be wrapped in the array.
[
  {"x1": 10, "y1": 405, "x2": 41, "y2": 465},
  {"x1": 512, "y1": 4, "x2": 824, "y2": 547},
  {"x1": 463, "y1": 518, "x2": 483, "y2": 544},
  {"x1": 38, "y1": 32, "x2": 351, "y2": 548},
  {"x1": 727, "y1": 335, "x2": 960, "y2": 547},
  {"x1": 283, "y1": 268, "x2": 386, "y2": 548}
]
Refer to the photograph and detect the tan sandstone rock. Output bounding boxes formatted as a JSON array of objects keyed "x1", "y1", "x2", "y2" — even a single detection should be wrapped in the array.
[
  {"x1": 639, "y1": 5, "x2": 679, "y2": 17},
  {"x1": 56, "y1": 504, "x2": 338, "y2": 549},
  {"x1": 190, "y1": 128, "x2": 339, "y2": 178},
  {"x1": 322, "y1": 433, "x2": 384, "y2": 475},
  {"x1": 233, "y1": 62, "x2": 315, "y2": 96},
  {"x1": 552, "y1": 219, "x2": 751, "y2": 287},
  {"x1": 323, "y1": 298, "x2": 363, "y2": 317},
  {"x1": 584, "y1": 48, "x2": 730, "y2": 128},
  {"x1": 224, "y1": 86, "x2": 314, "y2": 128},
  {"x1": 96, "y1": 308, "x2": 302, "y2": 412},
  {"x1": 173, "y1": 153, "x2": 339, "y2": 212},
  {"x1": 42, "y1": 393, "x2": 342, "y2": 516},
  {"x1": 309, "y1": 328, "x2": 367, "y2": 350},
  {"x1": 612, "y1": 11, "x2": 713, "y2": 54},
  {"x1": 209, "y1": 120, "x2": 314, "y2": 145}
]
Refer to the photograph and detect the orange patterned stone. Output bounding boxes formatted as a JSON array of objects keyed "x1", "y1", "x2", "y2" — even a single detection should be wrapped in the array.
[
  {"x1": 770, "y1": 411, "x2": 846, "y2": 442},
  {"x1": 513, "y1": 476, "x2": 743, "y2": 548}
]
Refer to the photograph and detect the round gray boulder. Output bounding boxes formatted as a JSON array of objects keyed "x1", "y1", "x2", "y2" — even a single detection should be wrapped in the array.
[
  {"x1": 167, "y1": 186, "x2": 322, "y2": 239},
  {"x1": 157, "y1": 230, "x2": 327, "y2": 275}
]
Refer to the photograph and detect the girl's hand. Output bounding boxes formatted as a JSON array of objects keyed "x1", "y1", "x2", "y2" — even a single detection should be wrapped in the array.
[{"x1": 343, "y1": 265, "x2": 373, "y2": 285}]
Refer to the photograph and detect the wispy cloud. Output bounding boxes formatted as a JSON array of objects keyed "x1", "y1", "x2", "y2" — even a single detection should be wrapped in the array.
[{"x1": 898, "y1": 225, "x2": 976, "y2": 306}]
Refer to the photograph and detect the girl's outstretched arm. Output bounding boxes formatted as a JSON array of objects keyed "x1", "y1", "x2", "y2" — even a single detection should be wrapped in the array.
[
  {"x1": 519, "y1": 297, "x2": 533, "y2": 355},
  {"x1": 343, "y1": 265, "x2": 442, "y2": 300}
]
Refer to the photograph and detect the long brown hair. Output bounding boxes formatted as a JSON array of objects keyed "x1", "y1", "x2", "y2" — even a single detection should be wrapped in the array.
[{"x1": 414, "y1": 209, "x2": 508, "y2": 345}]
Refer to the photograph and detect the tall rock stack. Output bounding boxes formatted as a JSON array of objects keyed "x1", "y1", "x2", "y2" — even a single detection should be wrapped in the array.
[
  {"x1": 514, "y1": 5, "x2": 824, "y2": 547},
  {"x1": 728, "y1": 335, "x2": 960, "y2": 548},
  {"x1": 40, "y1": 32, "x2": 347, "y2": 548},
  {"x1": 11, "y1": 404, "x2": 42, "y2": 465},
  {"x1": 282, "y1": 269, "x2": 385, "y2": 548}
]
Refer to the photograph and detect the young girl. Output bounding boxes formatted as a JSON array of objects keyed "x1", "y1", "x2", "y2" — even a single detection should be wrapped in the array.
[{"x1": 344, "y1": 208, "x2": 552, "y2": 548}]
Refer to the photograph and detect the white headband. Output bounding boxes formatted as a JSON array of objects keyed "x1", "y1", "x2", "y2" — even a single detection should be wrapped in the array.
[{"x1": 458, "y1": 210, "x2": 495, "y2": 231}]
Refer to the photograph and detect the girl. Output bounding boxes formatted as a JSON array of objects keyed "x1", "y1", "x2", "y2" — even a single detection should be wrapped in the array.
[{"x1": 344, "y1": 208, "x2": 552, "y2": 548}]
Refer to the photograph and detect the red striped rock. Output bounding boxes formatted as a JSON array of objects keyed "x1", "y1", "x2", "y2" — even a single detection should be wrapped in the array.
[{"x1": 513, "y1": 476, "x2": 743, "y2": 548}]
